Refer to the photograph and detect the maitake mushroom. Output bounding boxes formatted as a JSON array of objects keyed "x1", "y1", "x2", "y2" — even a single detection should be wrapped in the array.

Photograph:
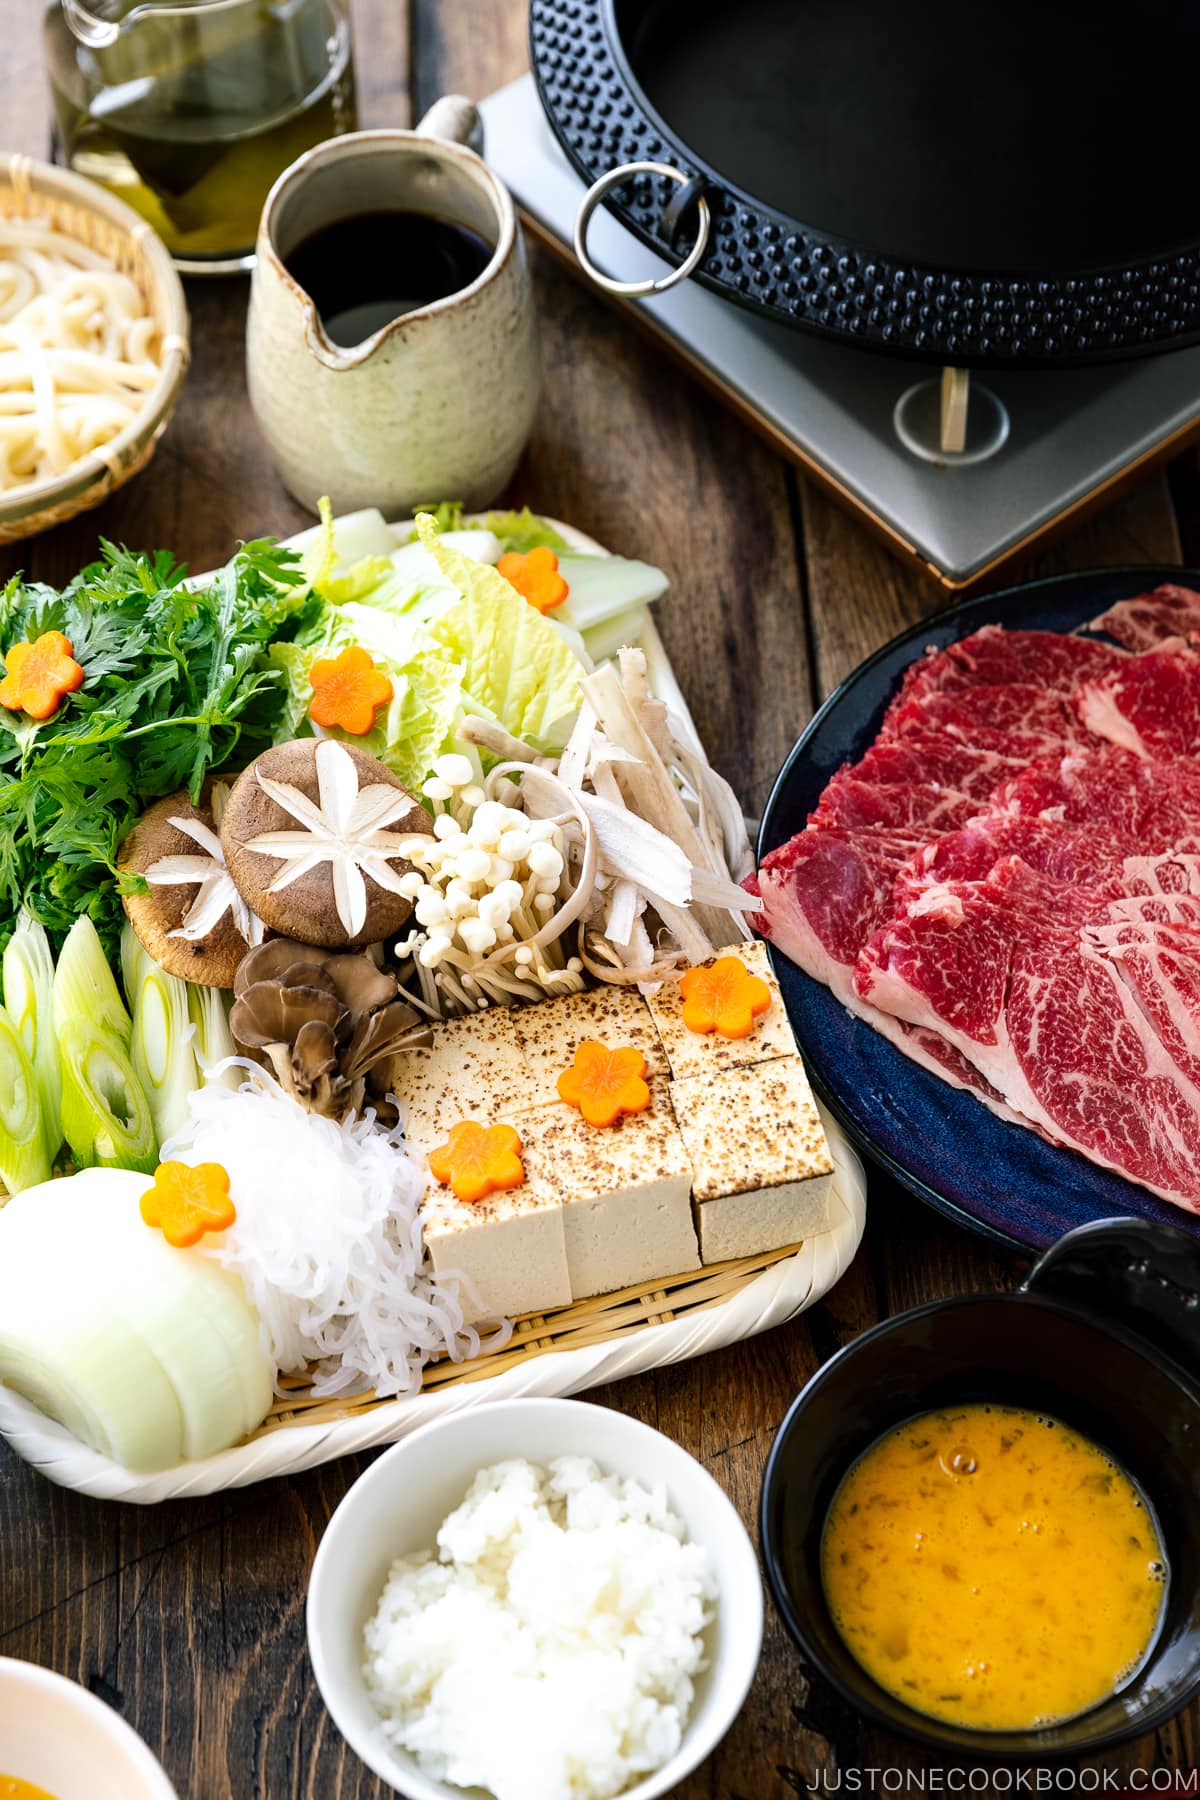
[
  {"x1": 229, "y1": 938, "x2": 430, "y2": 1120},
  {"x1": 220, "y1": 738, "x2": 433, "y2": 950},
  {"x1": 119, "y1": 778, "x2": 263, "y2": 988}
]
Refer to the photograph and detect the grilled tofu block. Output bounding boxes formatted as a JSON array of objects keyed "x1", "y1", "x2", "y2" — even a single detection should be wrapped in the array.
[
  {"x1": 646, "y1": 940, "x2": 799, "y2": 1082},
  {"x1": 423, "y1": 1179, "x2": 572, "y2": 1326},
  {"x1": 511, "y1": 985, "x2": 669, "y2": 1104},
  {"x1": 387, "y1": 1007, "x2": 537, "y2": 1152},
  {"x1": 506, "y1": 1081, "x2": 699, "y2": 1299},
  {"x1": 670, "y1": 1058, "x2": 834, "y2": 1263}
]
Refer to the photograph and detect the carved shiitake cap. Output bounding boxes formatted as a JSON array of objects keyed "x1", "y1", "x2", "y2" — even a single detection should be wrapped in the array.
[
  {"x1": 118, "y1": 779, "x2": 253, "y2": 988},
  {"x1": 220, "y1": 739, "x2": 432, "y2": 950}
]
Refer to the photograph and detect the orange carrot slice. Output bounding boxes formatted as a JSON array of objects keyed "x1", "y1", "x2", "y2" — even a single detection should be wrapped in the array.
[
  {"x1": 428, "y1": 1120, "x2": 525, "y2": 1204},
  {"x1": 679, "y1": 957, "x2": 772, "y2": 1039},
  {"x1": 308, "y1": 645, "x2": 394, "y2": 735},
  {"x1": 497, "y1": 546, "x2": 569, "y2": 614},
  {"x1": 556, "y1": 1040, "x2": 650, "y2": 1128},
  {"x1": 0, "y1": 630, "x2": 85, "y2": 721},
  {"x1": 140, "y1": 1161, "x2": 237, "y2": 1248}
]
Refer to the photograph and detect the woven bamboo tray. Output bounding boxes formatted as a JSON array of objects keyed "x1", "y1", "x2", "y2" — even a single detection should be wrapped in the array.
[
  {"x1": 0, "y1": 154, "x2": 189, "y2": 543},
  {"x1": 0, "y1": 514, "x2": 867, "y2": 1500},
  {"x1": 0, "y1": 1109, "x2": 866, "y2": 1502}
]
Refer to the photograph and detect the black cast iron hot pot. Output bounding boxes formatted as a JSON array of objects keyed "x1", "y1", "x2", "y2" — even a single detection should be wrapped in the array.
[
  {"x1": 759, "y1": 1217, "x2": 1200, "y2": 1757},
  {"x1": 530, "y1": 0, "x2": 1200, "y2": 369}
]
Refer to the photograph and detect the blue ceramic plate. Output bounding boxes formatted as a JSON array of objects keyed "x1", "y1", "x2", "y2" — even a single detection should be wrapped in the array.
[{"x1": 759, "y1": 565, "x2": 1200, "y2": 1252}]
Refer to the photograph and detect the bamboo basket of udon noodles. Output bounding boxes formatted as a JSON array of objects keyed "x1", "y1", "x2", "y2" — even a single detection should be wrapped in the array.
[{"x1": 0, "y1": 154, "x2": 189, "y2": 542}]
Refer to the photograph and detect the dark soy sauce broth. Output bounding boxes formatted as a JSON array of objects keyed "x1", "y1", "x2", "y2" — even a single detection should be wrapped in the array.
[{"x1": 285, "y1": 210, "x2": 494, "y2": 346}]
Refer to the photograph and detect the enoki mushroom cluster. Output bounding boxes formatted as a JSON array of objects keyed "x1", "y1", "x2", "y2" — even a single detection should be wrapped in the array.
[
  {"x1": 0, "y1": 219, "x2": 162, "y2": 491},
  {"x1": 394, "y1": 753, "x2": 586, "y2": 1013}
]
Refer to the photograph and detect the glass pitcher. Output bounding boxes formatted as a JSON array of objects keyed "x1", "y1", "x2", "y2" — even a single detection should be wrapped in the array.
[{"x1": 44, "y1": 0, "x2": 357, "y2": 273}]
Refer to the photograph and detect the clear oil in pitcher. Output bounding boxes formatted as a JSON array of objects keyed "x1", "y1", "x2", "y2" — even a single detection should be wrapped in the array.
[{"x1": 43, "y1": 0, "x2": 357, "y2": 271}]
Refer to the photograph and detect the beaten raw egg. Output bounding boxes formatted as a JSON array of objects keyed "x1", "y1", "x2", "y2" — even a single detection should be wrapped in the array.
[
  {"x1": 0, "y1": 1782, "x2": 58, "y2": 1799},
  {"x1": 821, "y1": 1403, "x2": 1167, "y2": 1731}
]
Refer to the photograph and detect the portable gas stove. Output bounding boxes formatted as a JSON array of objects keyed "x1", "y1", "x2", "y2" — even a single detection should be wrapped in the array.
[{"x1": 480, "y1": 76, "x2": 1200, "y2": 591}]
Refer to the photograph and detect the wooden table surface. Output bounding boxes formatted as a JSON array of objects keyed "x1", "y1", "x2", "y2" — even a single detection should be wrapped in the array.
[{"x1": 3, "y1": 4, "x2": 1199, "y2": 1795}]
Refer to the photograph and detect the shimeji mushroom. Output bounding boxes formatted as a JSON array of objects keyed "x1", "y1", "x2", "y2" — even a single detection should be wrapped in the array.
[{"x1": 221, "y1": 739, "x2": 432, "y2": 951}]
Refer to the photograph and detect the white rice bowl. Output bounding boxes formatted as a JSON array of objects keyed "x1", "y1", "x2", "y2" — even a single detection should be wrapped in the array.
[{"x1": 362, "y1": 1455, "x2": 717, "y2": 1800}]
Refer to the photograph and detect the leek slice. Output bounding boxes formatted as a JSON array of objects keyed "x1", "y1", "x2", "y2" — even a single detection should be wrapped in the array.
[
  {"x1": 121, "y1": 925, "x2": 198, "y2": 1142},
  {"x1": 0, "y1": 1004, "x2": 51, "y2": 1196},
  {"x1": 59, "y1": 1017, "x2": 157, "y2": 1173},
  {"x1": 188, "y1": 982, "x2": 239, "y2": 1090},
  {"x1": 2, "y1": 912, "x2": 61, "y2": 1157},
  {"x1": 54, "y1": 916, "x2": 133, "y2": 1047}
]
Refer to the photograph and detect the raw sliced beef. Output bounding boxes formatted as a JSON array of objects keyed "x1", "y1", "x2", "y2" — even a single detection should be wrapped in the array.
[
  {"x1": 883, "y1": 626, "x2": 1123, "y2": 719},
  {"x1": 1088, "y1": 584, "x2": 1200, "y2": 652},
  {"x1": 753, "y1": 604, "x2": 1200, "y2": 1212},
  {"x1": 753, "y1": 828, "x2": 926, "y2": 999},
  {"x1": 997, "y1": 745, "x2": 1200, "y2": 847},
  {"x1": 1076, "y1": 644, "x2": 1200, "y2": 760},
  {"x1": 856, "y1": 858, "x2": 1200, "y2": 1209},
  {"x1": 891, "y1": 812, "x2": 1135, "y2": 909},
  {"x1": 884, "y1": 683, "x2": 1091, "y2": 762},
  {"x1": 749, "y1": 852, "x2": 1036, "y2": 1127},
  {"x1": 852, "y1": 730, "x2": 1031, "y2": 802},
  {"x1": 810, "y1": 773, "x2": 978, "y2": 834}
]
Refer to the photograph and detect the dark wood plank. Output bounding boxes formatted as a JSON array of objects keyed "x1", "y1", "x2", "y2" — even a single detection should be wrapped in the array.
[{"x1": 2, "y1": 2, "x2": 1198, "y2": 1797}]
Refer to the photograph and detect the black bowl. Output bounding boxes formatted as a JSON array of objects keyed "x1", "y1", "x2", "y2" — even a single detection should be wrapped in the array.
[{"x1": 760, "y1": 1218, "x2": 1200, "y2": 1758}]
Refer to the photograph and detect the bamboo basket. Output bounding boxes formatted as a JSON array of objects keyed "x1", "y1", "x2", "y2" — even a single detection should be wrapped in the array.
[
  {"x1": 0, "y1": 154, "x2": 189, "y2": 543},
  {"x1": 0, "y1": 513, "x2": 868, "y2": 1500},
  {"x1": 0, "y1": 1115, "x2": 866, "y2": 1503}
]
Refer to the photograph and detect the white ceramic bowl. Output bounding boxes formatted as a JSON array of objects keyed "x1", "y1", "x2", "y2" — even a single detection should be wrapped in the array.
[
  {"x1": 0, "y1": 1658, "x2": 177, "y2": 1798},
  {"x1": 307, "y1": 1397, "x2": 764, "y2": 1800}
]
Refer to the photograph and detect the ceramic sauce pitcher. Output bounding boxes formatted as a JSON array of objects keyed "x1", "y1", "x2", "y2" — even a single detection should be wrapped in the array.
[{"x1": 246, "y1": 98, "x2": 540, "y2": 516}]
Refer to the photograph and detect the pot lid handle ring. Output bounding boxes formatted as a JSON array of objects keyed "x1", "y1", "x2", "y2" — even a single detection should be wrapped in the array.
[{"x1": 573, "y1": 160, "x2": 711, "y2": 299}]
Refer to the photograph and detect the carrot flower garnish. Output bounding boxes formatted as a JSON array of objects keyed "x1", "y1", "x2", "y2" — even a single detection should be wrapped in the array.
[
  {"x1": 428, "y1": 1120, "x2": 525, "y2": 1203},
  {"x1": 679, "y1": 956, "x2": 772, "y2": 1039},
  {"x1": 140, "y1": 1161, "x2": 237, "y2": 1248},
  {"x1": 0, "y1": 630, "x2": 85, "y2": 721},
  {"x1": 308, "y1": 645, "x2": 394, "y2": 735},
  {"x1": 557, "y1": 1040, "x2": 651, "y2": 1128},
  {"x1": 497, "y1": 546, "x2": 569, "y2": 614}
]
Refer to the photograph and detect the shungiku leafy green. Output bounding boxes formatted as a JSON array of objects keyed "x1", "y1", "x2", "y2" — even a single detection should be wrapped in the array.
[{"x1": 0, "y1": 537, "x2": 315, "y2": 963}]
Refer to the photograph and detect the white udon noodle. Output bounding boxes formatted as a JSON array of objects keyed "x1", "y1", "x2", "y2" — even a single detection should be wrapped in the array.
[{"x1": 0, "y1": 217, "x2": 162, "y2": 492}]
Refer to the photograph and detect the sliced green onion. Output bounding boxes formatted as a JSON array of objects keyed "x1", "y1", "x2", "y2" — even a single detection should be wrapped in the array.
[
  {"x1": 0, "y1": 1003, "x2": 51, "y2": 1196},
  {"x1": 2, "y1": 911, "x2": 61, "y2": 1157},
  {"x1": 121, "y1": 925, "x2": 199, "y2": 1144},
  {"x1": 59, "y1": 1017, "x2": 157, "y2": 1174},
  {"x1": 54, "y1": 916, "x2": 133, "y2": 1047},
  {"x1": 188, "y1": 981, "x2": 239, "y2": 1090}
]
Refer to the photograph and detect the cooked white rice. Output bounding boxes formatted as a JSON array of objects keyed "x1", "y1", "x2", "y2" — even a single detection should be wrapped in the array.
[{"x1": 363, "y1": 1455, "x2": 716, "y2": 1800}]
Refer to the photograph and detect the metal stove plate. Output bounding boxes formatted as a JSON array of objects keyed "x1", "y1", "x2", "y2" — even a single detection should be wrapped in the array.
[{"x1": 481, "y1": 77, "x2": 1200, "y2": 586}]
